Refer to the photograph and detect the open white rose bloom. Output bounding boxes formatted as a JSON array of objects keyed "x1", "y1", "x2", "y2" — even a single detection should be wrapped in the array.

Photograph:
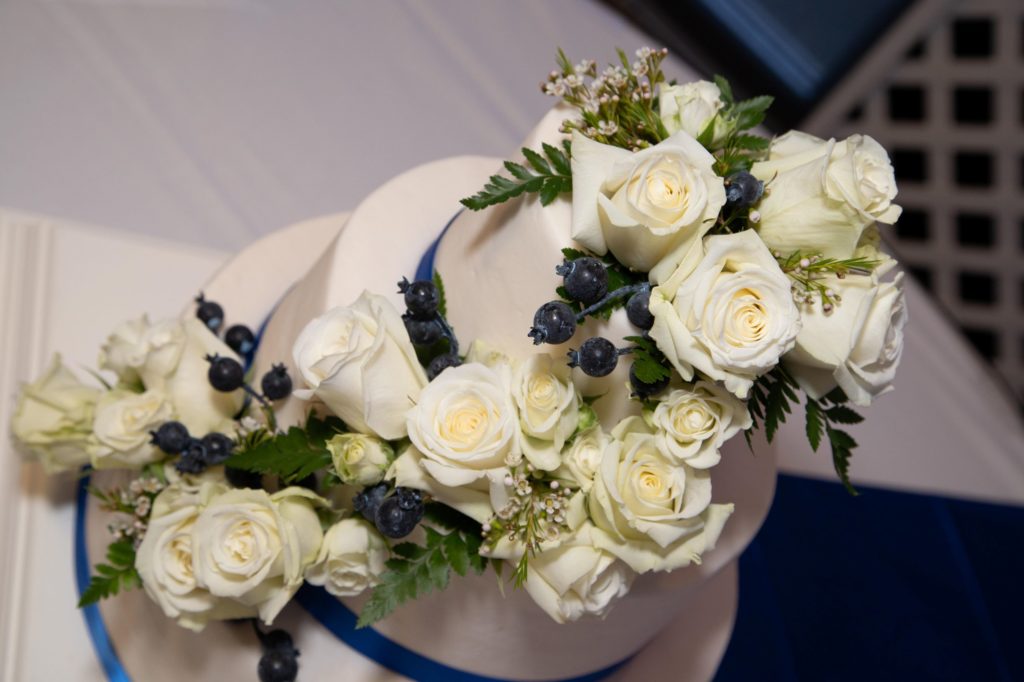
[{"x1": 10, "y1": 47, "x2": 908, "y2": 682}]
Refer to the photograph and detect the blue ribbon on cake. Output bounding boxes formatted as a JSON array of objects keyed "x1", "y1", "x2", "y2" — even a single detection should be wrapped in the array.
[{"x1": 73, "y1": 219, "x2": 1024, "y2": 681}]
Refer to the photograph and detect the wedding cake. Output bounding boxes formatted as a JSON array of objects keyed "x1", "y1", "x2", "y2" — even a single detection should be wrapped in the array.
[{"x1": 12, "y1": 46, "x2": 905, "y2": 682}]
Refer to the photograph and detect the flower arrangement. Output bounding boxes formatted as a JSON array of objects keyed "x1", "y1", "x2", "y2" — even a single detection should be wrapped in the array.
[{"x1": 10, "y1": 47, "x2": 906, "y2": 681}]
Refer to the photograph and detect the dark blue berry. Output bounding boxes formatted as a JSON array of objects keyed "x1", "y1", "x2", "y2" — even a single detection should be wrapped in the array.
[
  {"x1": 374, "y1": 493, "x2": 424, "y2": 538},
  {"x1": 556, "y1": 257, "x2": 608, "y2": 304},
  {"x1": 258, "y1": 649, "x2": 299, "y2": 682},
  {"x1": 427, "y1": 353, "x2": 460, "y2": 380},
  {"x1": 150, "y1": 421, "x2": 190, "y2": 454},
  {"x1": 398, "y1": 278, "x2": 440, "y2": 318},
  {"x1": 403, "y1": 313, "x2": 443, "y2": 346},
  {"x1": 200, "y1": 432, "x2": 234, "y2": 465},
  {"x1": 353, "y1": 483, "x2": 390, "y2": 523},
  {"x1": 225, "y1": 466, "x2": 263, "y2": 489},
  {"x1": 395, "y1": 487, "x2": 424, "y2": 511},
  {"x1": 195, "y1": 293, "x2": 224, "y2": 333},
  {"x1": 259, "y1": 629, "x2": 297, "y2": 656},
  {"x1": 175, "y1": 438, "x2": 207, "y2": 474},
  {"x1": 225, "y1": 324, "x2": 256, "y2": 356},
  {"x1": 568, "y1": 337, "x2": 619, "y2": 377},
  {"x1": 629, "y1": 363, "x2": 670, "y2": 399},
  {"x1": 291, "y1": 472, "x2": 318, "y2": 492},
  {"x1": 206, "y1": 354, "x2": 244, "y2": 392},
  {"x1": 261, "y1": 364, "x2": 293, "y2": 400},
  {"x1": 529, "y1": 301, "x2": 577, "y2": 345},
  {"x1": 725, "y1": 171, "x2": 764, "y2": 207},
  {"x1": 626, "y1": 288, "x2": 654, "y2": 330}
]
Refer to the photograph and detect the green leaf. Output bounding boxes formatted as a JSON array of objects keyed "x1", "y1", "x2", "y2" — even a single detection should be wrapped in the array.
[
  {"x1": 522, "y1": 147, "x2": 552, "y2": 175},
  {"x1": 443, "y1": 533, "x2": 470, "y2": 577},
  {"x1": 826, "y1": 405, "x2": 864, "y2": 425},
  {"x1": 713, "y1": 74, "x2": 734, "y2": 104},
  {"x1": 223, "y1": 414, "x2": 341, "y2": 483},
  {"x1": 460, "y1": 145, "x2": 572, "y2": 211},
  {"x1": 433, "y1": 271, "x2": 448, "y2": 318},
  {"x1": 827, "y1": 425, "x2": 859, "y2": 496},
  {"x1": 622, "y1": 335, "x2": 672, "y2": 385},
  {"x1": 539, "y1": 178, "x2": 563, "y2": 206},
  {"x1": 78, "y1": 539, "x2": 140, "y2": 607},
  {"x1": 805, "y1": 398, "x2": 824, "y2": 452},
  {"x1": 542, "y1": 142, "x2": 571, "y2": 176},
  {"x1": 732, "y1": 134, "x2": 770, "y2": 152}
]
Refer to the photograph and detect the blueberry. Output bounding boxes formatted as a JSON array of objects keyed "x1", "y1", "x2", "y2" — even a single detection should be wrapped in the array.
[
  {"x1": 200, "y1": 432, "x2": 235, "y2": 465},
  {"x1": 175, "y1": 438, "x2": 207, "y2": 474},
  {"x1": 629, "y1": 363, "x2": 670, "y2": 399},
  {"x1": 225, "y1": 466, "x2": 263, "y2": 489},
  {"x1": 225, "y1": 324, "x2": 256, "y2": 356},
  {"x1": 556, "y1": 257, "x2": 608, "y2": 304},
  {"x1": 374, "y1": 494, "x2": 424, "y2": 539},
  {"x1": 206, "y1": 354, "x2": 245, "y2": 392},
  {"x1": 353, "y1": 483, "x2": 390, "y2": 523},
  {"x1": 528, "y1": 301, "x2": 577, "y2": 345},
  {"x1": 259, "y1": 629, "x2": 297, "y2": 656},
  {"x1": 150, "y1": 421, "x2": 190, "y2": 454},
  {"x1": 395, "y1": 487, "x2": 424, "y2": 511},
  {"x1": 725, "y1": 171, "x2": 764, "y2": 207},
  {"x1": 195, "y1": 293, "x2": 224, "y2": 333},
  {"x1": 626, "y1": 288, "x2": 654, "y2": 330},
  {"x1": 261, "y1": 364, "x2": 293, "y2": 401},
  {"x1": 398, "y1": 277, "x2": 440, "y2": 318},
  {"x1": 257, "y1": 649, "x2": 299, "y2": 682},
  {"x1": 568, "y1": 337, "x2": 619, "y2": 377},
  {"x1": 403, "y1": 313, "x2": 443, "y2": 346},
  {"x1": 427, "y1": 353, "x2": 460, "y2": 380}
]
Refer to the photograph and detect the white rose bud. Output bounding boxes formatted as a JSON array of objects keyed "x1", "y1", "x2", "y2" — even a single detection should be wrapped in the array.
[
  {"x1": 89, "y1": 389, "x2": 174, "y2": 469},
  {"x1": 191, "y1": 487, "x2": 323, "y2": 625},
  {"x1": 786, "y1": 271, "x2": 907, "y2": 407},
  {"x1": 649, "y1": 230, "x2": 801, "y2": 398},
  {"x1": 571, "y1": 129, "x2": 726, "y2": 282},
  {"x1": 587, "y1": 417, "x2": 733, "y2": 573},
  {"x1": 10, "y1": 354, "x2": 99, "y2": 472},
  {"x1": 304, "y1": 518, "x2": 388, "y2": 597},
  {"x1": 650, "y1": 382, "x2": 752, "y2": 468},
  {"x1": 135, "y1": 481, "x2": 254, "y2": 631},
  {"x1": 751, "y1": 131, "x2": 902, "y2": 259},
  {"x1": 513, "y1": 354, "x2": 580, "y2": 471},
  {"x1": 293, "y1": 291, "x2": 427, "y2": 440},
  {"x1": 327, "y1": 433, "x2": 394, "y2": 486},
  {"x1": 659, "y1": 81, "x2": 724, "y2": 141},
  {"x1": 559, "y1": 426, "x2": 608, "y2": 492}
]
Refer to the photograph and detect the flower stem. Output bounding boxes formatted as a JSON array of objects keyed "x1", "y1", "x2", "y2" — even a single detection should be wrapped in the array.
[{"x1": 575, "y1": 282, "x2": 649, "y2": 322}]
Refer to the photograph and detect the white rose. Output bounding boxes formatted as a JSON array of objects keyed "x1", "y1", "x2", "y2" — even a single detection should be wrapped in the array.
[
  {"x1": 327, "y1": 433, "x2": 394, "y2": 486},
  {"x1": 659, "y1": 81, "x2": 724, "y2": 141},
  {"x1": 191, "y1": 487, "x2": 323, "y2": 625},
  {"x1": 165, "y1": 319, "x2": 244, "y2": 436},
  {"x1": 388, "y1": 445, "x2": 496, "y2": 524},
  {"x1": 649, "y1": 230, "x2": 801, "y2": 398},
  {"x1": 304, "y1": 518, "x2": 388, "y2": 597},
  {"x1": 89, "y1": 389, "x2": 174, "y2": 469},
  {"x1": 98, "y1": 316, "x2": 186, "y2": 390},
  {"x1": 571, "y1": 129, "x2": 726, "y2": 282},
  {"x1": 751, "y1": 131, "x2": 902, "y2": 259},
  {"x1": 587, "y1": 417, "x2": 733, "y2": 573},
  {"x1": 406, "y1": 362, "x2": 519, "y2": 487},
  {"x1": 650, "y1": 382, "x2": 751, "y2": 468},
  {"x1": 558, "y1": 426, "x2": 608, "y2": 492},
  {"x1": 490, "y1": 523, "x2": 633, "y2": 624},
  {"x1": 293, "y1": 291, "x2": 427, "y2": 440},
  {"x1": 513, "y1": 354, "x2": 580, "y2": 471},
  {"x1": 11, "y1": 354, "x2": 99, "y2": 472},
  {"x1": 135, "y1": 481, "x2": 253, "y2": 631},
  {"x1": 785, "y1": 271, "x2": 906, "y2": 407}
]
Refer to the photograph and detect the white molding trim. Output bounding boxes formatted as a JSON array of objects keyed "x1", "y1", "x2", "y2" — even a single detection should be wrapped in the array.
[{"x1": 0, "y1": 213, "x2": 54, "y2": 682}]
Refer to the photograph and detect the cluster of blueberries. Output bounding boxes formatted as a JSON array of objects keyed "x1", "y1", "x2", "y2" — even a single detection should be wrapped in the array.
[
  {"x1": 528, "y1": 256, "x2": 668, "y2": 399},
  {"x1": 353, "y1": 482, "x2": 426, "y2": 539},
  {"x1": 398, "y1": 278, "x2": 461, "y2": 380}
]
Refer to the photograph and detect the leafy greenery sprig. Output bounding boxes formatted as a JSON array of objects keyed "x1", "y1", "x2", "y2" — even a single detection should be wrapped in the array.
[
  {"x1": 356, "y1": 504, "x2": 487, "y2": 628},
  {"x1": 702, "y1": 75, "x2": 773, "y2": 177},
  {"x1": 79, "y1": 539, "x2": 141, "y2": 607},
  {"x1": 460, "y1": 142, "x2": 572, "y2": 211},
  {"x1": 775, "y1": 251, "x2": 880, "y2": 310},
  {"x1": 746, "y1": 367, "x2": 863, "y2": 494},
  {"x1": 622, "y1": 335, "x2": 672, "y2": 386},
  {"x1": 223, "y1": 413, "x2": 345, "y2": 484}
]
